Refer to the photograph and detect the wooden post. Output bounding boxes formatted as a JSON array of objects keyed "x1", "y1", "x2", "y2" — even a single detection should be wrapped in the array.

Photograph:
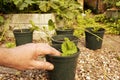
[{"x1": 77, "y1": 0, "x2": 84, "y2": 10}]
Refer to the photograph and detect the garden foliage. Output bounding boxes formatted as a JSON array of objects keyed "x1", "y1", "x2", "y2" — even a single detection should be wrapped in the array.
[{"x1": 61, "y1": 38, "x2": 77, "y2": 56}]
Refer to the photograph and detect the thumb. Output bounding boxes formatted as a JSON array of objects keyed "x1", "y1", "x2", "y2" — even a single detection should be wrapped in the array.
[{"x1": 32, "y1": 61, "x2": 54, "y2": 70}]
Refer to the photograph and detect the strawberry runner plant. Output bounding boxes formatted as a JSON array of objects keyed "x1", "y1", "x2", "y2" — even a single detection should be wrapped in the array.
[
  {"x1": 30, "y1": 19, "x2": 56, "y2": 43},
  {"x1": 61, "y1": 38, "x2": 77, "y2": 56}
]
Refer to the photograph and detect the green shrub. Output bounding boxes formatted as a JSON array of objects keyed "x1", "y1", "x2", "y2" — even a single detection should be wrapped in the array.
[
  {"x1": 74, "y1": 10, "x2": 105, "y2": 37},
  {"x1": 2, "y1": 0, "x2": 81, "y2": 13},
  {"x1": 94, "y1": 14, "x2": 107, "y2": 23},
  {"x1": 0, "y1": 15, "x2": 4, "y2": 25},
  {"x1": 106, "y1": 21, "x2": 120, "y2": 34},
  {"x1": 94, "y1": 14, "x2": 120, "y2": 35}
]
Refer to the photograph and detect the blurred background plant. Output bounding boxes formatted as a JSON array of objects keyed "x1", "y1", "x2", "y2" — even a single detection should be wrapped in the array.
[
  {"x1": 103, "y1": 0, "x2": 120, "y2": 9},
  {"x1": 5, "y1": 42, "x2": 16, "y2": 48},
  {"x1": 0, "y1": 15, "x2": 5, "y2": 41},
  {"x1": 0, "y1": 15, "x2": 5, "y2": 32},
  {"x1": 1, "y1": 0, "x2": 82, "y2": 13},
  {"x1": 94, "y1": 13, "x2": 120, "y2": 35},
  {"x1": 74, "y1": 9, "x2": 105, "y2": 38},
  {"x1": 1, "y1": 0, "x2": 82, "y2": 32},
  {"x1": 54, "y1": 0, "x2": 82, "y2": 29}
]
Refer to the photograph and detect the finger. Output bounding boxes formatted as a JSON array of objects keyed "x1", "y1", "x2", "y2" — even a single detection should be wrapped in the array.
[
  {"x1": 31, "y1": 61, "x2": 54, "y2": 70},
  {"x1": 49, "y1": 47, "x2": 61, "y2": 56},
  {"x1": 36, "y1": 43, "x2": 61, "y2": 56}
]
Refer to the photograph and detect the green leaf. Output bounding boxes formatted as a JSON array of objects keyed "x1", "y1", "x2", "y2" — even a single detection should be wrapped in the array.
[
  {"x1": 5, "y1": 42, "x2": 16, "y2": 48},
  {"x1": 61, "y1": 38, "x2": 77, "y2": 56},
  {"x1": 29, "y1": 20, "x2": 40, "y2": 31},
  {"x1": 25, "y1": 0, "x2": 35, "y2": 5},
  {"x1": 48, "y1": 19, "x2": 55, "y2": 31},
  {"x1": 19, "y1": 3, "x2": 28, "y2": 10},
  {"x1": 0, "y1": 16, "x2": 4, "y2": 24},
  {"x1": 39, "y1": 1, "x2": 51, "y2": 12},
  {"x1": 13, "y1": 0, "x2": 35, "y2": 10},
  {"x1": 116, "y1": 1, "x2": 120, "y2": 7},
  {"x1": 13, "y1": 0, "x2": 22, "y2": 6},
  {"x1": 50, "y1": 1, "x2": 59, "y2": 10}
]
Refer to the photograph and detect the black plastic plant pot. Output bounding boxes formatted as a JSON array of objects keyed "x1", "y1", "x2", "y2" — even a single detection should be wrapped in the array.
[
  {"x1": 46, "y1": 44, "x2": 80, "y2": 80},
  {"x1": 56, "y1": 28, "x2": 74, "y2": 35},
  {"x1": 85, "y1": 28, "x2": 105, "y2": 50},
  {"x1": 51, "y1": 35, "x2": 79, "y2": 46},
  {"x1": 13, "y1": 29, "x2": 33, "y2": 46}
]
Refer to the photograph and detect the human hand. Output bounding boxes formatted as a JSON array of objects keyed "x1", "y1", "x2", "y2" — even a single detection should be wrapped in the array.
[{"x1": 4, "y1": 43, "x2": 60, "y2": 70}]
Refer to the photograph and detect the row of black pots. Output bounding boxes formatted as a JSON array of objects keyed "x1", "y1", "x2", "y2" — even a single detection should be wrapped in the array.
[
  {"x1": 46, "y1": 29, "x2": 80, "y2": 80},
  {"x1": 13, "y1": 28, "x2": 76, "y2": 46},
  {"x1": 13, "y1": 28, "x2": 80, "y2": 80},
  {"x1": 55, "y1": 28, "x2": 105, "y2": 50},
  {"x1": 13, "y1": 27, "x2": 105, "y2": 80},
  {"x1": 46, "y1": 27, "x2": 105, "y2": 80},
  {"x1": 13, "y1": 28, "x2": 105, "y2": 50}
]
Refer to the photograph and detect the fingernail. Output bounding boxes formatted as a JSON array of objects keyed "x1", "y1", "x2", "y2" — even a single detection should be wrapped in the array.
[
  {"x1": 56, "y1": 51, "x2": 61, "y2": 56},
  {"x1": 49, "y1": 65, "x2": 54, "y2": 70}
]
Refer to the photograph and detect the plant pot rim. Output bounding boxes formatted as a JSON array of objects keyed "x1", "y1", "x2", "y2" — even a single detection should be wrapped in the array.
[
  {"x1": 13, "y1": 29, "x2": 33, "y2": 33},
  {"x1": 46, "y1": 48, "x2": 80, "y2": 59},
  {"x1": 56, "y1": 28, "x2": 74, "y2": 31},
  {"x1": 52, "y1": 35, "x2": 78, "y2": 39},
  {"x1": 51, "y1": 35, "x2": 78, "y2": 43},
  {"x1": 85, "y1": 27, "x2": 105, "y2": 33}
]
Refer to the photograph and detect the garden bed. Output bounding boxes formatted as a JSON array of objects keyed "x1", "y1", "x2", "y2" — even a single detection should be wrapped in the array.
[{"x1": 0, "y1": 34, "x2": 120, "y2": 80}]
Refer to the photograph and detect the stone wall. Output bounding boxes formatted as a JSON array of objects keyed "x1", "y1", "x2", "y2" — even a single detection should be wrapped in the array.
[{"x1": 7, "y1": 13, "x2": 55, "y2": 40}]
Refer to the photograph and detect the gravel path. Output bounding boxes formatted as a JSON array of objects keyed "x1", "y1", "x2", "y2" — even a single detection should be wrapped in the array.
[{"x1": 0, "y1": 34, "x2": 120, "y2": 80}]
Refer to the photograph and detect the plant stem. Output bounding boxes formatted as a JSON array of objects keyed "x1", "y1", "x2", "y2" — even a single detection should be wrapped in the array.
[
  {"x1": 85, "y1": 29, "x2": 103, "y2": 41},
  {"x1": 0, "y1": 17, "x2": 10, "y2": 41}
]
